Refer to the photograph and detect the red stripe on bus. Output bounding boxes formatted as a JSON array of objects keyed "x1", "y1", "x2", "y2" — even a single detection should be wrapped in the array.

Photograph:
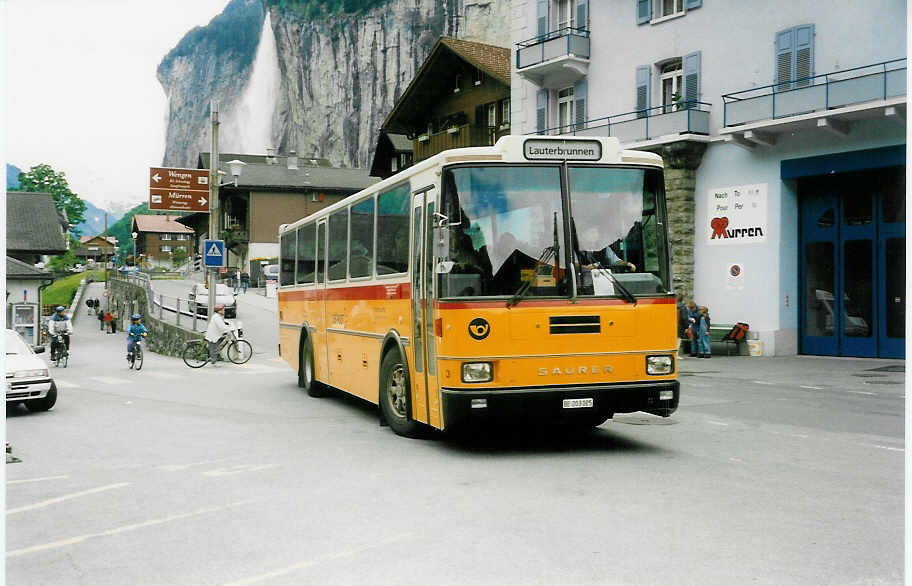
[{"x1": 278, "y1": 283, "x2": 411, "y2": 302}]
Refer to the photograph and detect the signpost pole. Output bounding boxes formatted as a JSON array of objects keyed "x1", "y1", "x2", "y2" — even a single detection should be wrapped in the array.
[{"x1": 208, "y1": 100, "x2": 219, "y2": 319}]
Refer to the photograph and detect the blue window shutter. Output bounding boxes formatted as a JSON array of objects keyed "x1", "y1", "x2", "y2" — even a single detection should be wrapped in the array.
[
  {"x1": 537, "y1": 0, "x2": 549, "y2": 36},
  {"x1": 636, "y1": 0, "x2": 651, "y2": 24},
  {"x1": 684, "y1": 0, "x2": 702, "y2": 9},
  {"x1": 574, "y1": 79, "x2": 588, "y2": 129},
  {"x1": 794, "y1": 24, "x2": 814, "y2": 87},
  {"x1": 636, "y1": 65, "x2": 651, "y2": 116},
  {"x1": 537, "y1": 89, "x2": 548, "y2": 134},
  {"x1": 775, "y1": 27, "x2": 794, "y2": 90},
  {"x1": 683, "y1": 51, "x2": 701, "y2": 107},
  {"x1": 576, "y1": 0, "x2": 589, "y2": 29}
]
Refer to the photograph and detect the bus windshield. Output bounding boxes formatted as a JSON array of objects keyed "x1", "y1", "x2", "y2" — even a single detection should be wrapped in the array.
[
  {"x1": 568, "y1": 166, "x2": 670, "y2": 296},
  {"x1": 439, "y1": 164, "x2": 670, "y2": 299},
  {"x1": 440, "y1": 165, "x2": 568, "y2": 298}
]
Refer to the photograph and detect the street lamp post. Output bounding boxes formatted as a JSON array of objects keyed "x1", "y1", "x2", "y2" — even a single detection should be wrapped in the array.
[
  {"x1": 208, "y1": 100, "x2": 246, "y2": 317},
  {"x1": 131, "y1": 231, "x2": 138, "y2": 268}
]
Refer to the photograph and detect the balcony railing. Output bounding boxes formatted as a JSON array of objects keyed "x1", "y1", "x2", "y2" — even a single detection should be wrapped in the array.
[
  {"x1": 537, "y1": 101, "x2": 711, "y2": 143},
  {"x1": 516, "y1": 27, "x2": 590, "y2": 70},
  {"x1": 722, "y1": 58, "x2": 906, "y2": 127},
  {"x1": 414, "y1": 124, "x2": 508, "y2": 161}
]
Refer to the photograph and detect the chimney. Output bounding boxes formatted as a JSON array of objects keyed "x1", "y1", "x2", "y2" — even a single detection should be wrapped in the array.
[
  {"x1": 266, "y1": 147, "x2": 277, "y2": 165},
  {"x1": 287, "y1": 150, "x2": 298, "y2": 170}
]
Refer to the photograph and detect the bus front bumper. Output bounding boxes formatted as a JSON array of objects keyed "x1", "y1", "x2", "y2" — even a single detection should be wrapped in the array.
[{"x1": 440, "y1": 380, "x2": 679, "y2": 428}]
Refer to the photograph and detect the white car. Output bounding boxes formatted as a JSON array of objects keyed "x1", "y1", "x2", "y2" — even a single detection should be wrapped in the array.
[
  {"x1": 262, "y1": 264, "x2": 279, "y2": 282},
  {"x1": 5, "y1": 329, "x2": 57, "y2": 412},
  {"x1": 188, "y1": 283, "x2": 237, "y2": 318}
]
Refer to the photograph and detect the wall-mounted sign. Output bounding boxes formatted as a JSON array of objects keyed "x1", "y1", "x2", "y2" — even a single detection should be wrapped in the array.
[
  {"x1": 523, "y1": 139, "x2": 602, "y2": 161},
  {"x1": 726, "y1": 262, "x2": 745, "y2": 291},
  {"x1": 706, "y1": 183, "x2": 767, "y2": 245}
]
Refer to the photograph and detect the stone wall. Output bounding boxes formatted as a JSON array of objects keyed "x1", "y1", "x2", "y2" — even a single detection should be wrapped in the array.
[
  {"x1": 646, "y1": 141, "x2": 707, "y2": 304},
  {"x1": 109, "y1": 279, "x2": 202, "y2": 357}
]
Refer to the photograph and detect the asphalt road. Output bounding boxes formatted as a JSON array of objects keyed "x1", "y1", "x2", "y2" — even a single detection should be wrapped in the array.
[{"x1": 6, "y1": 284, "x2": 904, "y2": 585}]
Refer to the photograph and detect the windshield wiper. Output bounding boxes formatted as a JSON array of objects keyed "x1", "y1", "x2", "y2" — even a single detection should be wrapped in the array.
[
  {"x1": 593, "y1": 268, "x2": 637, "y2": 305},
  {"x1": 507, "y1": 212, "x2": 560, "y2": 308}
]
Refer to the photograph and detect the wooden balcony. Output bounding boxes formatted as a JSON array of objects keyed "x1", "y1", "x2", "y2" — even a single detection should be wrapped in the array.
[{"x1": 414, "y1": 124, "x2": 509, "y2": 161}]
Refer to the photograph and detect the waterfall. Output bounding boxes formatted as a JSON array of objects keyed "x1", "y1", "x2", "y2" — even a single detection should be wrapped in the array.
[{"x1": 221, "y1": 12, "x2": 279, "y2": 154}]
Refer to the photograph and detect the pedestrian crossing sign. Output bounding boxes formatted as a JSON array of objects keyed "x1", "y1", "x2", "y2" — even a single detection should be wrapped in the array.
[{"x1": 203, "y1": 239, "x2": 226, "y2": 267}]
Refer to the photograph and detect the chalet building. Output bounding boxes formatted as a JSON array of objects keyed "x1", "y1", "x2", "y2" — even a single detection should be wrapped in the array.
[
  {"x1": 73, "y1": 235, "x2": 117, "y2": 264},
  {"x1": 512, "y1": 0, "x2": 905, "y2": 358},
  {"x1": 188, "y1": 151, "x2": 377, "y2": 277},
  {"x1": 6, "y1": 257, "x2": 52, "y2": 344},
  {"x1": 369, "y1": 132, "x2": 414, "y2": 179},
  {"x1": 6, "y1": 191, "x2": 68, "y2": 264},
  {"x1": 377, "y1": 37, "x2": 511, "y2": 167},
  {"x1": 130, "y1": 214, "x2": 195, "y2": 268}
]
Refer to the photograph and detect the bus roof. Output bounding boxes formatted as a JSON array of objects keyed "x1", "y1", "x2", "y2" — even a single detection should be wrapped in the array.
[{"x1": 280, "y1": 135, "x2": 663, "y2": 234}]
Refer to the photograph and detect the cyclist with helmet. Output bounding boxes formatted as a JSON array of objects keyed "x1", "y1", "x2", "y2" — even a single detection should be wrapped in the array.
[
  {"x1": 126, "y1": 314, "x2": 148, "y2": 362},
  {"x1": 48, "y1": 306, "x2": 73, "y2": 358},
  {"x1": 204, "y1": 304, "x2": 230, "y2": 366}
]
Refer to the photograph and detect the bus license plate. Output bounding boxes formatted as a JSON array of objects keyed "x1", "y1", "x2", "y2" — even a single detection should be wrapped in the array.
[{"x1": 562, "y1": 398, "x2": 593, "y2": 409}]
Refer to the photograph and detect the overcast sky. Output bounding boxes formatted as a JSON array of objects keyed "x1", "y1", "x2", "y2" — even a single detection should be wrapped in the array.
[{"x1": 3, "y1": 0, "x2": 230, "y2": 212}]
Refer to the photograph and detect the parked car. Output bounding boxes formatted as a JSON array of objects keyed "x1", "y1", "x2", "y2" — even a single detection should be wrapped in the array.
[
  {"x1": 5, "y1": 329, "x2": 57, "y2": 412},
  {"x1": 263, "y1": 264, "x2": 279, "y2": 282},
  {"x1": 188, "y1": 283, "x2": 237, "y2": 318}
]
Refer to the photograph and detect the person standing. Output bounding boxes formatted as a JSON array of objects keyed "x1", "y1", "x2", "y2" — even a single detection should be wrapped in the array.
[
  {"x1": 240, "y1": 271, "x2": 249, "y2": 294},
  {"x1": 204, "y1": 304, "x2": 231, "y2": 367},
  {"x1": 110, "y1": 309, "x2": 118, "y2": 334},
  {"x1": 698, "y1": 306, "x2": 712, "y2": 358},
  {"x1": 104, "y1": 310, "x2": 113, "y2": 333},
  {"x1": 686, "y1": 300, "x2": 700, "y2": 357},
  {"x1": 97, "y1": 307, "x2": 106, "y2": 331}
]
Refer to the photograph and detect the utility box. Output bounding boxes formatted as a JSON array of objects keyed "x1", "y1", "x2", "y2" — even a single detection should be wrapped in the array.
[{"x1": 747, "y1": 340, "x2": 763, "y2": 356}]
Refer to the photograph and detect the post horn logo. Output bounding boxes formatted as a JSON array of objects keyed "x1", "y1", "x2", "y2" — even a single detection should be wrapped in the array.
[{"x1": 468, "y1": 318, "x2": 490, "y2": 340}]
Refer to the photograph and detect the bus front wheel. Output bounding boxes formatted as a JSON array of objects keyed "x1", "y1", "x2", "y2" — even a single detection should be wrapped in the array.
[
  {"x1": 299, "y1": 336, "x2": 326, "y2": 397},
  {"x1": 379, "y1": 352, "x2": 422, "y2": 438}
]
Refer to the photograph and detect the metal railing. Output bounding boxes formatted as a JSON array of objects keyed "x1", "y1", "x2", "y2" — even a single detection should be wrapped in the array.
[
  {"x1": 537, "y1": 101, "x2": 711, "y2": 142},
  {"x1": 722, "y1": 58, "x2": 906, "y2": 127},
  {"x1": 113, "y1": 270, "x2": 205, "y2": 332},
  {"x1": 516, "y1": 27, "x2": 590, "y2": 69}
]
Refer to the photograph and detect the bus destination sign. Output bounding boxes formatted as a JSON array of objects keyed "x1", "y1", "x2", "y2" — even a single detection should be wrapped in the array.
[{"x1": 523, "y1": 139, "x2": 602, "y2": 161}]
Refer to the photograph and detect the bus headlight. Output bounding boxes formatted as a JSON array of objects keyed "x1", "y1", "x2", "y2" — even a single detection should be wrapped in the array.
[
  {"x1": 461, "y1": 362, "x2": 492, "y2": 383},
  {"x1": 646, "y1": 355, "x2": 674, "y2": 375}
]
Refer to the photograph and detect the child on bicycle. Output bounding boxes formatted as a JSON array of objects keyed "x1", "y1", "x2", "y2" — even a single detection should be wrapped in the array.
[{"x1": 126, "y1": 313, "x2": 148, "y2": 362}]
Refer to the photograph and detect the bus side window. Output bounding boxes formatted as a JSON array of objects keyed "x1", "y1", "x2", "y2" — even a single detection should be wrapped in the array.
[
  {"x1": 280, "y1": 231, "x2": 296, "y2": 286},
  {"x1": 377, "y1": 184, "x2": 410, "y2": 275},
  {"x1": 350, "y1": 198, "x2": 375, "y2": 278},
  {"x1": 317, "y1": 223, "x2": 326, "y2": 283}
]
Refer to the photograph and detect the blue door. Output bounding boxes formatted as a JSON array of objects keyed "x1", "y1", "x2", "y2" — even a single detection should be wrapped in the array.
[{"x1": 799, "y1": 168, "x2": 904, "y2": 358}]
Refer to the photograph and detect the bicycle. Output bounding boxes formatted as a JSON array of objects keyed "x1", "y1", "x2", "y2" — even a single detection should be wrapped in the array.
[
  {"x1": 50, "y1": 333, "x2": 69, "y2": 368},
  {"x1": 128, "y1": 338, "x2": 145, "y2": 371},
  {"x1": 182, "y1": 322, "x2": 252, "y2": 368}
]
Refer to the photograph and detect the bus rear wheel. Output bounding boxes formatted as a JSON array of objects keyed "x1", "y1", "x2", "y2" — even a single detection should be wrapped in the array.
[
  {"x1": 379, "y1": 352, "x2": 422, "y2": 438},
  {"x1": 299, "y1": 337, "x2": 326, "y2": 397}
]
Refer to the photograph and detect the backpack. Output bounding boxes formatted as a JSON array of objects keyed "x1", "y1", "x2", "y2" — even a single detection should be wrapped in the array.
[{"x1": 722, "y1": 322, "x2": 750, "y2": 342}]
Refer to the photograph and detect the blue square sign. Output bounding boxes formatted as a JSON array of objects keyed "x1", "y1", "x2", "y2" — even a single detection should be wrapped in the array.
[{"x1": 203, "y1": 239, "x2": 226, "y2": 268}]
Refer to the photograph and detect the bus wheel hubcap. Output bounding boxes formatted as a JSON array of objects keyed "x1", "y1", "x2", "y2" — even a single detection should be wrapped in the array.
[{"x1": 388, "y1": 365, "x2": 407, "y2": 417}]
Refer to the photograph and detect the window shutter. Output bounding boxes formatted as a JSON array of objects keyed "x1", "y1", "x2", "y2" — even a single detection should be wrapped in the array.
[
  {"x1": 575, "y1": 0, "x2": 589, "y2": 29},
  {"x1": 775, "y1": 27, "x2": 794, "y2": 91},
  {"x1": 636, "y1": 0, "x2": 651, "y2": 24},
  {"x1": 574, "y1": 79, "x2": 587, "y2": 130},
  {"x1": 794, "y1": 24, "x2": 814, "y2": 87},
  {"x1": 537, "y1": 0, "x2": 549, "y2": 36},
  {"x1": 636, "y1": 65, "x2": 651, "y2": 116},
  {"x1": 536, "y1": 90, "x2": 548, "y2": 134},
  {"x1": 684, "y1": 0, "x2": 702, "y2": 9},
  {"x1": 683, "y1": 51, "x2": 701, "y2": 107}
]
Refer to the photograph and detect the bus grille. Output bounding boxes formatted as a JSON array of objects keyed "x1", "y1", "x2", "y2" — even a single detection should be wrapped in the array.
[{"x1": 549, "y1": 315, "x2": 600, "y2": 334}]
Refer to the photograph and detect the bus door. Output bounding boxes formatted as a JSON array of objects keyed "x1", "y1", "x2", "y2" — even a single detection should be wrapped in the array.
[
  {"x1": 411, "y1": 187, "x2": 440, "y2": 427},
  {"x1": 315, "y1": 220, "x2": 329, "y2": 384}
]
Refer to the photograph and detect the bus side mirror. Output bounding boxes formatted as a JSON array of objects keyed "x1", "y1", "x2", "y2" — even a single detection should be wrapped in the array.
[{"x1": 433, "y1": 223, "x2": 450, "y2": 260}]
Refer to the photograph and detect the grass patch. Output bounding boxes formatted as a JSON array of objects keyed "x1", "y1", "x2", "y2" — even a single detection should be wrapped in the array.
[{"x1": 42, "y1": 270, "x2": 105, "y2": 307}]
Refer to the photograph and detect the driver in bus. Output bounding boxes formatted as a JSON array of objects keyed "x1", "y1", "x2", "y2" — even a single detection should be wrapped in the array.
[{"x1": 576, "y1": 226, "x2": 636, "y2": 272}]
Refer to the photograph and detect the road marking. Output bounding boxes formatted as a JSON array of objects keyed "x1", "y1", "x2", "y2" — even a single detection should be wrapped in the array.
[
  {"x1": 218, "y1": 533, "x2": 414, "y2": 586},
  {"x1": 864, "y1": 444, "x2": 904, "y2": 452},
  {"x1": 157, "y1": 458, "x2": 234, "y2": 472},
  {"x1": 787, "y1": 433, "x2": 809, "y2": 439},
  {"x1": 8, "y1": 475, "x2": 70, "y2": 486},
  {"x1": 800, "y1": 385, "x2": 823, "y2": 390},
  {"x1": 752, "y1": 380, "x2": 774, "y2": 385},
  {"x1": 90, "y1": 376, "x2": 132, "y2": 385},
  {"x1": 203, "y1": 464, "x2": 281, "y2": 477},
  {"x1": 6, "y1": 499, "x2": 258, "y2": 558},
  {"x1": 706, "y1": 420, "x2": 729, "y2": 426},
  {"x1": 55, "y1": 381, "x2": 80, "y2": 389},
  {"x1": 848, "y1": 390, "x2": 877, "y2": 396},
  {"x1": 7, "y1": 482, "x2": 130, "y2": 515}
]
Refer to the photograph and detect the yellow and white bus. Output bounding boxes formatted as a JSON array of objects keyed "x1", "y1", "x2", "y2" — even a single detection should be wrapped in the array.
[{"x1": 277, "y1": 135, "x2": 679, "y2": 436}]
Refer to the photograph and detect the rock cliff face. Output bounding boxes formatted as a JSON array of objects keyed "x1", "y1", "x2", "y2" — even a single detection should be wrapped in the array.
[{"x1": 159, "y1": 0, "x2": 509, "y2": 169}]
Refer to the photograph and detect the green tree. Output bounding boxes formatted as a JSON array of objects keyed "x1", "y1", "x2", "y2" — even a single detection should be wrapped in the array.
[
  {"x1": 15, "y1": 164, "x2": 87, "y2": 234},
  {"x1": 171, "y1": 247, "x2": 189, "y2": 269}
]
